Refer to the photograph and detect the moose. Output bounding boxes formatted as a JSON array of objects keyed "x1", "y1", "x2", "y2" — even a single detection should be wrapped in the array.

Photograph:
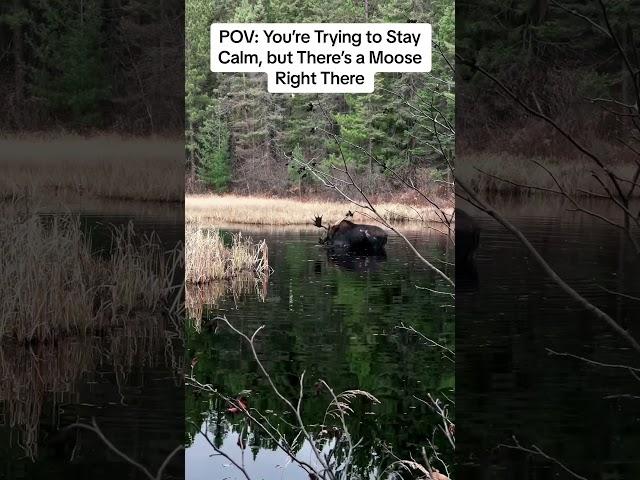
[{"x1": 313, "y1": 215, "x2": 388, "y2": 254}]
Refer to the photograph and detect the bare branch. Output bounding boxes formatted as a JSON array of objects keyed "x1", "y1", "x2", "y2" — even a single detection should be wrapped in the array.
[
  {"x1": 456, "y1": 176, "x2": 640, "y2": 353},
  {"x1": 500, "y1": 437, "x2": 588, "y2": 480}
]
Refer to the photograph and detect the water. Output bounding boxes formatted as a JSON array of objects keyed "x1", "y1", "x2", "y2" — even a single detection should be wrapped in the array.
[
  {"x1": 0, "y1": 210, "x2": 184, "y2": 479},
  {"x1": 185, "y1": 229, "x2": 455, "y2": 480},
  {"x1": 10, "y1": 202, "x2": 638, "y2": 479},
  {"x1": 457, "y1": 203, "x2": 640, "y2": 479}
]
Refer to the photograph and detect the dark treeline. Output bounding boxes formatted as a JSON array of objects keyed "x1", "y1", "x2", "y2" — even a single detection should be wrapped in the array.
[
  {"x1": 0, "y1": 0, "x2": 184, "y2": 134},
  {"x1": 186, "y1": 0, "x2": 454, "y2": 196},
  {"x1": 458, "y1": 0, "x2": 640, "y2": 157}
]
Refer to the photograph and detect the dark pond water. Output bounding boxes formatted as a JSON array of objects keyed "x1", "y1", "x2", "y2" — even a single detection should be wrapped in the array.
[
  {"x1": 185, "y1": 229, "x2": 455, "y2": 480},
  {"x1": 0, "y1": 210, "x2": 184, "y2": 479},
  {"x1": 457, "y1": 202, "x2": 640, "y2": 479}
]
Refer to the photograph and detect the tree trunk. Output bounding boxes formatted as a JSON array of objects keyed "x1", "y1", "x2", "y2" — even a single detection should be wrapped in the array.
[
  {"x1": 13, "y1": 0, "x2": 25, "y2": 127},
  {"x1": 621, "y1": 24, "x2": 637, "y2": 107}
]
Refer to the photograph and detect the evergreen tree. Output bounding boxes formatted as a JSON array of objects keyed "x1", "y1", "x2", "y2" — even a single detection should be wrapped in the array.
[
  {"x1": 197, "y1": 110, "x2": 231, "y2": 192},
  {"x1": 184, "y1": 0, "x2": 458, "y2": 194},
  {"x1": 29, "y1": 0, "x2": 110, "y2": 127}
]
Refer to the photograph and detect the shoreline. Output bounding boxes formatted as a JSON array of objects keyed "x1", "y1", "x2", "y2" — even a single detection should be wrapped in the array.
[
  {"x1": 458, "y1": 152, "x2": 640, "y2": 198},
  {"x1": 186, "y1": 194, "x2": 452, "y2": 228}
]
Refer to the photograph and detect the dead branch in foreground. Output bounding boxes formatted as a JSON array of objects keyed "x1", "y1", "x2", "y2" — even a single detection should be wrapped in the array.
[
  {"x1": 187, "y1": 316, "x2": 452, "y2": 480},
  {"x1": 65, "y1": 418, "x2": 183, "y2": 480}
]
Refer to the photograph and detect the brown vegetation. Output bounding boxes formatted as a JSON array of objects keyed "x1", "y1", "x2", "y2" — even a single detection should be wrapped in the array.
[
  {"x1": 0, "y1": 215, "x2": 179, "y2": 342},
  {"x1": 186, "y1": 194, "x2": 452, "y2": 227},
  {"x1": 458, "y1": 152, "x2": 640, "y2": 198},
  {"x1": 185, "y1": 224, "x2": 269, "y2": 284},
  {"x1": 0, "y1": 136, "x2": 183, "y2": 202}
]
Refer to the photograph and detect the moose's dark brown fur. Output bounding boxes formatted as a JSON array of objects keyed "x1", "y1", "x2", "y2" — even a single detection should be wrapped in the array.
[{"x1": 313, "y1": 215, "x2": 387, "y2": 253}]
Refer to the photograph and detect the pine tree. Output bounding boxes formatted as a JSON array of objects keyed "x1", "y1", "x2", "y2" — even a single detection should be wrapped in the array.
[{"x1": 29, "y1": 0, "x2": 110, "y2": 127}]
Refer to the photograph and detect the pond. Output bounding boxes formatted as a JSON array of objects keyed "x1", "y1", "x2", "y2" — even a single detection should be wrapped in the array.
[
  {"x1": 0, "y1": 209, "x2": 184, "y2": 480},
  {"x1": 457, "y1": 200, "x2": 640, "y2": 479},
  {"x1": 185, "y1": 228, "x2": 455, "y2": 480}
]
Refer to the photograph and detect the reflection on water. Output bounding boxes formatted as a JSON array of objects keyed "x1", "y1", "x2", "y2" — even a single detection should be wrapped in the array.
[
  {"x1": 188, "y1": 428, "x2": 354, "y2": 480},
  {"x1": 1, "y1": 320, "x2": 164, "y2": 457},
  {"x1": 457, "y1": 201, "x2": 640, "y2": 479},
  {"x1": 186, "y1": 274, "x2": 268, "y2": 331},
  {"x1": 0, "y1": 212, "x2": 184, "y2": 479},
  {"x1": 186, "y1": 229, "x2": 454, "y2": 479},
  {"x1": 327, "y1": 249, "x2": 388, "y2": 272}
]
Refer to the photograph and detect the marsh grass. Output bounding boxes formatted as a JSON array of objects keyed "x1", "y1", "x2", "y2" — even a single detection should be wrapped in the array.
[
  {"x1": 186, "y1": 194, "x2": 451, "y2": 227},
  {"x1": 185, "y1": 224, "x2": 269, "y2": 284},
  {"x1": 104, "y1": 224, "x2": 176, "y2": 315},
  {"x1": 0, "y1": 135, "x2": 183, "y2": 202},
  {"x1": 0, "y1": 214, "x2": 179, "y2": 342},
  {"x1": 459, "y1": 152, "x2": 640, "y2": 197}
]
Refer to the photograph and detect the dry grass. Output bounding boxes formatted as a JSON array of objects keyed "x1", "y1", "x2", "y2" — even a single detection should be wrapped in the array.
[
  {"x1": 185, "y1": 223, "x2": 270, "y2": 327},
  {"x1": 0, "y1": 135, "x2": 183, "y2": 202},
  {"x1": 0, "y1": 206, "x2": 182, "y2": 459},
  {"x1": 185, "y1": 224, "x2": 269, "y2": 283},
  {"x1": 186, "y1": 194, "x2": 451, "y2": 227},
  {"x1": 0, "y1": 215, "x2": 179, "y2": 342},
  {"x1": 459, "y1": 152, "x2": 640, "y2": 197}
]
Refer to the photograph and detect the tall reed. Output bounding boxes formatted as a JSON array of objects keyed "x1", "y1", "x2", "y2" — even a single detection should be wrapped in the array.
[
  {"x1": 185, "y1": 225, "x2": 269, "y2": 284},
  {"x1": 0, "y1": 215, "x2": 179, "y2": 342}
]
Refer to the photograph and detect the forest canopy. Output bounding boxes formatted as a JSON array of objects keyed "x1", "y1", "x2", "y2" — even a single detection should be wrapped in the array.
[
  {"x1": 185, "y1": 0, "x2": 455, "y2": 197},
  {"x1": 457, "y1": 0, "x2": 640, "y2": 157},
  {"x1": 0, "y1": 0, "x2": 184, "y2": 134}
]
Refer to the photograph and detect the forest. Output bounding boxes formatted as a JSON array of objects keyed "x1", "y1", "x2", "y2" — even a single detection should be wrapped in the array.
[
  {"x1": 185, "y1": 0, "x2": 454, "y2": 197},
  {"x1": 0, "y1": 0, "x2": 184, "y2": 134},
  {"x1": 458, "y1": 0, "x2": 640, "y2": 160}
]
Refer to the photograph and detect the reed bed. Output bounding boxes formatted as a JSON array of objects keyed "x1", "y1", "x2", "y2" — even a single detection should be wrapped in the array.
[
  {"x1": 185, "y1": 224, "x2": 269, "y2": 283},
  {"x1": 0, "y1": 135, "x2": 183, "y2": 202},
  {"x1": 186, "y1": 194, "x2": 451, "y2": 227},
  {"x1": 0, "y1": 210, "x2": 181, "y2": 458},
  {"x1": 0, "y1": 214, "x2": 179, "y2": 343},
  {"x1": 459, "y1": 152, "x2": 640, "y2": 197}
]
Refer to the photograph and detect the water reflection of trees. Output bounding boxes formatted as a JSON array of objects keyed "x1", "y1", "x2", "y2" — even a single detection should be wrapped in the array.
[
  {"x1": 186, "y1": 275, "x2": 268, "y2": 331},
  {"x1": 184, "y1": 236, "x2": 454, "y2": 477},
  {"x1": 186, "y1": 322, "x2": 452, "y2": 478}
]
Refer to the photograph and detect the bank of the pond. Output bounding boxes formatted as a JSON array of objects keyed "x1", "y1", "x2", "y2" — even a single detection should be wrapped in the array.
[
  {"x1": 186, "y1": 194, "x2": 452, "y2": 227},
  {"x1": 0, "y1": 135, "x2": 183, "y2": 202},
  {"x1": 459, "y1": 152, "x2": 639, "y2": 198}
]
